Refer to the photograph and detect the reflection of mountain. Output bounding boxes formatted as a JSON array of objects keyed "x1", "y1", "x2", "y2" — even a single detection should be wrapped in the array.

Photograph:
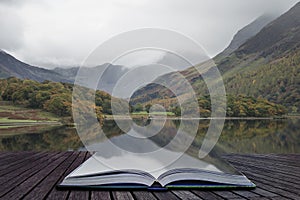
[
  {"x1": 217, "y1": 119, "x2": 300, "y2": 154},
  {"x1": 0, "y1": 119, "x2": 299, "y2": 153},
  {"x1": 78, "y1": 119, "x2": 300, "y2": 155}
]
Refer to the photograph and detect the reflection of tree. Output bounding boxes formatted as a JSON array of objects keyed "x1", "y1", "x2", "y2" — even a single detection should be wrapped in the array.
[
  {"x1": 1, "y1": 119, "x2": 299, "y2": 154},
  {"x1": 92, "y1": 119, "x2": 300, "y2": 155},
  {"x1": 218, "y1": 119, "x2": 300, "y2": 154},
  {"x1": 0, "y1": 126, "x2": 83, "y2": 151},
  {"x1": 138, "y1": 119, "x2": 300, "y2": 155}
]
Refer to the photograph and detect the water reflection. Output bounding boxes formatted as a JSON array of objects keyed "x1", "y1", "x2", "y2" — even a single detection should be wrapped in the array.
[{"x1": 0, "y1": 119, "x2": 299, "y2": 153}]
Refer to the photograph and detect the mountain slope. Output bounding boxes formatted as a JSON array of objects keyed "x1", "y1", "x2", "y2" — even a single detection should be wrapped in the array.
[
  {"x1": 0, "y1": 50, "x2": 130, "y2": 94},
  {"x1": 54, "y1": 64, "x2": 130, "y2": 94},
  {"x1": 0, "y1": 50, "x2": 70, "y2": 82},
  {"x1": 216, "y1": 14, "x2": 277, "y2": 59},
  {"x1": 131, "y1": 2, "x2": 300, "y2": 112}
]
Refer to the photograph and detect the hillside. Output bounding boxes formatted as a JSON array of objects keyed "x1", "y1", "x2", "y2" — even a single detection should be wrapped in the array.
[
  {"x1": 216, "y1": 14, "x2": 277, "y2": 60},
  {"x1": 0, "y1": 50, "x2": 70, "y2": 83},
  {"x1": 131, "y1": 2, "x2": 300, "y2": 113},
  {"x1": 0, "y1": 50, "x2": 130, "y2": 94},
  {"x1": 0, "y1": 77, "x2": 128, "y2": 123}
]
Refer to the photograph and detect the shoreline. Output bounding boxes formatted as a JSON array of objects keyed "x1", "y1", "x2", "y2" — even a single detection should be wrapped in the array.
[
  {"x1": 103, "y1": 115, "x2": 298, "y2": 120},
  {"x1": 0, "y1": 121, "x2": 63, "y2": 126}
]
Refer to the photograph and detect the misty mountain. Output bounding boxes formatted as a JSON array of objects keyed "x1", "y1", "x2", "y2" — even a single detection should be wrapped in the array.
[
  {"x1": 0, "y1": 48, "x2": 197, "y2": 96},
  {"x1": 0, "y1": 50, "x2": 130, "y2": 94},
  {"x1": 0, "y1": 50, "x2": 70, "y2": 83},
  {"x1": 216, "y1": 14, "x2": 277, "y2": 59},
  {"x1": 131, "y1": 2, "x2": 300, "y2": 112}
]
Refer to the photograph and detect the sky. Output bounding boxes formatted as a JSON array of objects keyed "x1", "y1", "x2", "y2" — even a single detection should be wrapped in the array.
[{"x1": 0, "y1": 0, "x2": 298, "y2": 68}]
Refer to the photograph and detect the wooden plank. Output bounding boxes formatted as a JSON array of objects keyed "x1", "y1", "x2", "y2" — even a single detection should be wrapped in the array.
[
  {"x1": 249, "y1": 187, "x2": 279, "y2": 198},
  {"x1": 225, "y1": 157, "x2": 300, "y2": 184},
  {"x1": 226, "y1": 159, "x2": 300, "y2": 192},
  {"x1": 0, "y1": 151, "x2": 22, "y2": 162},
  {"x1": 91, "y1": 191, "x2": 112, "y2": 200},
  {"x1": 22, "y1": 151, "x2": 79, "y2": 200},
  {"x1": 0, "y1": 151, "x2": 47, "y2": 177},
  {"x1": 240, "y1": 173, "x2": 300, "y2": 200},
  {"x1": 237, "y1": 154, "x2": 300, "y2": 166},
  {"x1": 1, "y1": 152, "x2": 70, "y2": 199},
  {"x1": 46, "y1": 151, "x2": 89, "y2": 200},
  {"x1": 112, "y1": 191, "x2": 134, "y2": 200},
  {"x1": 153, "y1": 191, "x2": 180, "y2": 200},
  {"x1": 227, "y1": 158, "x2": 300, "y2": 186},
  {"x1": 266, "y1": 196, "x2": 293, "y2": 200},
  {"x1": 0, "y1": 152, "x2": 62, "y2": 197},
  {"x1": 0, "y1": 151, "x2": 36, "y2": 170},
  {"x1": 213, "y1": 191, "x2": 247, "y2": 199},
  {"x1": 68, "y1": 190, "x2": 89, "y2": 200},
  {"x1": 172, "y1": 190, "x2": 203, "y2": 199},
  {"x1": 67, "y1": 152, "x2": 91, "y2": 200},
  {"x1": 190, "y1": 190, "x2": 224, "y2": 200},
  {"x1": 1, "y1": 153, "x2": 300, "y2": 200},
  {"x1": 228, "y1": 162, "x2": 300, "y2": 197},
  {"x1": 0, "y1": 152, "x2": 13, "y2": 159},
  {"x1": 231, "y1": 190, "x2": 260, "y2": 198},
  {"x1": 132, "y1": 191, "x2": 157, "y2": 200},
  {"x1": 224, "y1": 155, "x2": 300, "y2": 174}
]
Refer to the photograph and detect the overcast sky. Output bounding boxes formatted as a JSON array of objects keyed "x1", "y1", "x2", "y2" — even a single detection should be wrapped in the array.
[{"x1": 0, "y1": 0, "x2": 298, "y2": 68}]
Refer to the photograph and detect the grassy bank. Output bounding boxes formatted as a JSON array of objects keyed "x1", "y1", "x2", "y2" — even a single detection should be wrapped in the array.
[{"x1": 0, "y1": 102, "x2": 63, "y2": 128}]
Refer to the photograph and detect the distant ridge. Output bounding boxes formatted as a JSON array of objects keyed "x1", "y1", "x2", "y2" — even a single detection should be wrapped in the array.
[
  {"x1": 0, "y1": 50, "x2": 70, "y2": 83},
  {"x1": 0, "y1": 50, "x2": 129, "y2": 94}
]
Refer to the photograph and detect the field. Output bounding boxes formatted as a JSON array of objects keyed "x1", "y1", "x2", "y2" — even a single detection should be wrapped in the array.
[{"x1": 0, "y1": 101, "x2": 62, "y2": 129}]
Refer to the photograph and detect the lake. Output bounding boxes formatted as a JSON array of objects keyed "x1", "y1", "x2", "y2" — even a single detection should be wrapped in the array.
[{"x1": 0, "y1": 118, "x2": 299, "y2": 154}]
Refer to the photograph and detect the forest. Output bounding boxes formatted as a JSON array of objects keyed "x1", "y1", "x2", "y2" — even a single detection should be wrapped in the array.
[{"x1": 0, "y1": 77, "x2": 286, "y2": 119}]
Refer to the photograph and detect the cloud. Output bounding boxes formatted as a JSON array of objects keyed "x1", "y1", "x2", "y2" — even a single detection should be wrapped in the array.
[
  {"x1": 0, "y1": 5, "x2": 24, "y2": 51},
  {"x1": 0, "y1": 0, "x2": 298, "y2": 68}
]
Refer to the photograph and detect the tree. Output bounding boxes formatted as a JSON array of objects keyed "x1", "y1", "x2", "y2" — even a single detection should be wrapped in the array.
[
  {"x1": 172, "y1": 106, "x2": 181, "y2": 116},
  {"x1": 44, "y1": 93, "x2": 71, "y2": 116},
  {"x1": 133, "y1": 103, "x2": 143, "y2": 112},
  {"x1": 145, "y1": 104, "x2": 152, "y2": 113}
]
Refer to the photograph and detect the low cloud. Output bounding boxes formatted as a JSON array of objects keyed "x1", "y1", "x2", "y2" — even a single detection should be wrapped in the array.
[
  {"x1": 0, "y1": 6, "x2": 24, "y2": 51},
  {"x1": 0, "y1": 0, "x2": 298, "y2": 68}
]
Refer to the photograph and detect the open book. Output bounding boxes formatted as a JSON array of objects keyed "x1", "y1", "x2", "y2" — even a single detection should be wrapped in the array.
[
  {"x1": 59, "y1": 153, "x2": 255, "y2": 189},
  {"x1": 59, "y1": 127, "x2": 255, "y2": 189}
]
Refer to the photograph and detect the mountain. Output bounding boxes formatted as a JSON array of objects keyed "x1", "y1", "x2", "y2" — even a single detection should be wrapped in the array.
[
  {"x1": 0, "y1": 50, "x2": 70, "y2": 83},
  {"x1": 0, "y1": 50, "x2": 175, "y2": 95},
  {"x1": 131, "y1": 2, "x2": 300, "y2": 112},
  {"x1": 216, "y1": 14, "x2": 277, "y2": 59},
  {"x1": 0, "y1": 50, "x2": 131, "y2": 94},
  {"x1": 53, "y1": 64, "x2": 129, "y2": 94}
]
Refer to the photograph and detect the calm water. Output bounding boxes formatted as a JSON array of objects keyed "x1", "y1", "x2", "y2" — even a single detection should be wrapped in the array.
[{"x1": 0, "y1": 118, "x2": 299, "y2": 154}]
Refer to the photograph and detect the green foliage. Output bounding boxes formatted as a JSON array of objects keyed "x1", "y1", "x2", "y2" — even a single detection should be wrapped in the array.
[
  {"x1": 133, "y1": 103, "x2": 144, "y2": 112},
  {"x1": 196, "y1": 95, "x2": 286, "y2": 117},
  {"x1": 224, "y1": 51, "x2": 300, "y2": 113},
  {"x1": 145, "y1": 104, "x2": 151, "y2": 113},
  {"x1": 43, "y1": 93, "x2": 72, "y2": 116},
  {"x1": 172, "y1": 106, "x2": 181, "y2": 116},
  {"x1": 0, "y1": 78, "x2": 117, "y2": 119},
  {"x1": 130, "y1": 47, "x2": 300, "y2": 115}
]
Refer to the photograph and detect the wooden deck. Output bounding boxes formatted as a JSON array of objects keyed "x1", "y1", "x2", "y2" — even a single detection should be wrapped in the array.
[{"x1": 0, "y1": 152, "x2": 299, "y2": 200}]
